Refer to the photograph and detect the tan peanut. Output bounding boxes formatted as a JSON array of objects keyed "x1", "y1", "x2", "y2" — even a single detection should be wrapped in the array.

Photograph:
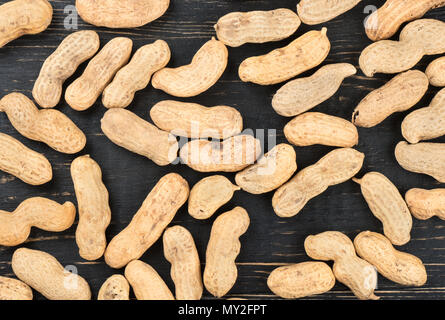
[
  {"x1": 0, "y1": 93, "x2": 86, "y2": 154},
  {"x1": 0, "y1": 0, "x2": 52, "y2": 48},
  {"x1": 214, "y1": 9, "x2": 300, "y2": 47},
  {"x1": 12, "y1": 248, "x2": 91, "y2": 300},
  {"x1": 163, "y1": 226, "x2": 203, "y2": 300},
  {"x1": 426, "y1": 57, "x2": 445, "y2": 87},
  {"x1": 405, "y1": 188, "x2": 445, "y2": 220},
  {"x1": 65, "y1": 37, "x2": 133, "y2": 111},
  {"x1": 352, "y1": 71, "x2": 428, "y2": 127},
  {"x1": 235, "y1": 144, "x2": 297, "y2": 194},
  {"x1": 395, "y1": 141, "x2": 445, "y2": 183},
  {"x1": 399, "y1": 19, "x2": 445, "y2": 55},
  {"x1": 180, "y1": 134, "x2": 261, "y2": 172},
  {"x1": 75, "y1": 0, "x2": 170, "y2": 28},
  {"x1": 239, "y1": 28, "x2": 330, "y2": 85},
  {"x1": 272, "y1": 148, "x2": 364, "y2": 218},
  {"x1": 103, "y1": 40, "x2": 171, "y2": 109},
  {"x1": 71, "y1": 155, "x2": 111, "y2": 261},
  {"x1": 152, "y1": 37, "x2": 228, "y2": 97},
  {"x1": 284, "y1": 112, "x2": 358, "y2": 148},
  {"x1": 125, "y1": 260, "x2": 174, "y2": 300},
  {"x1": 304, "y1": 231, "x2": 379, "y2": 300},
  {"x1": 188, "y1": 175, "x2": 240, "y2": 220},
  {"x1": 0, "y1": 197, "x2": 76, "y2": 247},
  {"x1": 0, "y1": 276, "x2": 33, "y2": 300},
  {"x1": 0, "y1": 132, "x2": 52, "y2": 185},
  {"x1": 272, "y1": 63, "x2": 356, "y2": 117},
  {"x1": 101, "y1": 108, "x2": 178, "y2": 166},
  {"x1": 105, "y1": 173, "x2": 189, "y2": 269},
  {"x1": 150, "y1": 100, "x2": 243, "y2": 139},
  {"x1": 33, "y1": 31, "x2": 100, "y2": 109},
  {"x1": 267, "y1": 262, "x2": 335, "y2": 299},
  {"x1": 354, "y1": 231, "x2": 427, "y2": 286},
  {"x1": 98, "y1": 275, "x2": 130, "y2": 300},
  {"x1": 353, "y1": 172, "x2": 412, "y2": 246},
  {"x1": 204, "y1": 207, "x2": 250, "y2": 298},
  {"x1": 297, "y1": 0, "x2": 361, "y2": 25}
]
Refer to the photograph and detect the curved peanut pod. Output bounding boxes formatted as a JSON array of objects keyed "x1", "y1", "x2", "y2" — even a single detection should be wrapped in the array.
[
  {"x1": 0, "y1": 93, "x2": 86, "y2": 154},
  {"x1": 399, "y1": 19, "x2": 445, "y2": 55},
  {"x1": 150, "y1": 100, "x2": 243, "y2": 139},
  {"x1": 12, "y1": 248, "x2": 91, "y2": 300},
  {"x1": 33, "y1": 31, "x2": 100, "y2": 109},
  {"x1": 105, "y1": 173, "x2": 189, "y2": 269},
  {"x1": 405, "y1": 188, "x2": 445, "y2": 220},
  {"x1": 180, "y1": 135, "x2": 261, "y2": 172},
  {"x1": 214, "y1": 9, "x2": 300, "y2": 47},
  {"x1": 364, "y1": 0, "x2": 445, "y2": 41},
  {"x1": 353, "y1": 172, "x2": 412, "y2": 246},
  {"x1": 0, "y1": 197, "x2": 76, "y2": 246},
  {"x1": 284, "y1": 112, "x2": 358, "y2": 148},
  {"x1": 101, "y1": 108, "x2": 178, "y2": 166},
  {"x1": 98, "y1": 275, "x2": 130, "y2": 300},
  {"x1": 152, "y1": 38, "x2": 228, "y2": 97},
  {"x1": 163, "y1": 226, "x2": 203, "y2": 300},
  {"x1": 272, "y1": 148, "x2": 364, "y2": 218},
  {"x1": 272, "y1": 63, "x2": 357, "y2": 117},
  {"x1": 304, "y1": 231, "x2": 356, "y2": 261},
  {"x1": 66, "y1": 37, "x2": 133, "y2": 111},
  {"x1": 0, "y1": 276, "x2": 33, "y2": 300},
  {"x1": 0, "y1": 132, "x2": 52, "y2": 185},
  {"x1": 352, "y1": 71, "x2": 428, "y2": 128},
  {"x1": 0, "y1": 0, "x2": 52, "y2": 48},
  {"x1": 354, "y1": 231, "x2": 427, "y2": 286},
  {"x1": 71, "y1": 155, "x2": 111, "y2": 261},
  {"x1": 426, "y1": 57, "x2": 445, "y2": 87},
  {"x1": 297, "y1": 0, "x2": 361, "y2": 24},
  {"x1": 75, "y1": 0, "x2": 170, "y2": 28},
  {"x1": 395, "y1": 141, "x2": 445, "y2": 183},
  {"x1": 103, "y1": 40, "x2": 171, "y2": 109},
  {"x1": 204, "y1": 207, "x2": 250, "y2": 298},
  {"x1": 235, "y1": 144, "x2": 297, "y2": 194},
  {"x1": 239, "y1": 28, "x2": 330, "y2": 85}
]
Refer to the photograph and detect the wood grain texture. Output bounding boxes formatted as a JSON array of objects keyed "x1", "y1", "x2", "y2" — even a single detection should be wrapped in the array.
[{"x1": 0, "y1": 0, "x2": 445, "y2": 300}]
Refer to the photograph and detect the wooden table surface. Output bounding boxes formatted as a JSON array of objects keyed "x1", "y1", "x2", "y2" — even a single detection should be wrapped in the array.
[{"x1": 1, "y1": 0, "x2": 445, "y2": 300}]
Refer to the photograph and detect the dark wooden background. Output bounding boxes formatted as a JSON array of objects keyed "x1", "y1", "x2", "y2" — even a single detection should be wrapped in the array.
[{"x1": 1, "y1": 0, "x2": 445, "y2": 300}]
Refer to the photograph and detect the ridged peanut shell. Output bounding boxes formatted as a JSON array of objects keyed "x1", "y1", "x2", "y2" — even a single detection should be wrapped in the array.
[
  {"x1": 405, "y1": 188, "x2": 445, "y2": 220},
  {"x1": 426, "y1": 57, "x2": 445, "y2": 87},
  {"x1": 297, "y1": 0, "x2": 361, "y2": 24},
  {"x1": 98, "y1": 275, "x2": 130, "y2": 300},
  {"x1": 0, "y1": 276, "x2": 33, "y2": 300},
  {"x1": 400, "y1": 19, "x2": 445, "y2": 55},
  {"x1": 304, "y1": 231, "x2": 356, "y2": 261}
]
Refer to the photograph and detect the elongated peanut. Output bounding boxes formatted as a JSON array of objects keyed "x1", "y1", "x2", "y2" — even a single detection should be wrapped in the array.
[
  {"x1": 426, "y1": 57, "x2": 445, "y2": 87},
  {"x1": 0, "y1": 93, "x2": 86, "y2": 154},
  {"x1": 152, "y1": 38, "x2": 228, "y2": 97},
  {"x1": 101, "y1": 108, "x2": 178, "y2": 166},
  {"x1": 150, "y1": 100, "x2": 243, "y2": 139},
  {"x1": 272, "y1": 63, "x2": 356, "y2": 117},
  {"x1": 305, "y1": 231, "x2": 378, "y2": 300},
  {"x1": 352, "y1": 71, "x2": 428, "y2": 128},
  {"x1": 0, "y1": 197, "x2": 75, "y2": 246},
  {"x1": 33, "y1": 31, "x2": 100, "y2": 109},
  {"x1": 354, "y1": 231, "x2": 427, "y2": 286},
  {"x1": 395, "y1": 141, "x2": 445, "y2": 183},
  {"x1": 0, "y1": 276, "x2": 33, "y2": 300},
  {"x1": 71, "y1": 155, "x2": 111, "y2": 261},
  {"x1": 12, "y1": 248, "x2": 91, "y2": 300},
  {"x1": 267, "y1": 262, "x2": 335, "y2": 299},
  {"x1": 98, "y1": 275, "x2": 130, "y2": 300},
  {"x1": 180, "y1": 135, "x2": 261, "y2": 172},
  {"x1": 76, "y1": 0, "x2": 170, "y2": 28},
  {"x1": 214, "y1": 9, "x2": 300, "y2": 47},
  {"x1": 125, "y1": 260, "x2": 174, "y2": 300},
  {"x1": 273, "y1": 148, "x2": 364, "y2": 218},
  {"x1": 66, "y1": 37, "x2": 133, "y2": 111},
  {"x1": 105, "y1": 173, "x2": 189, "y2": 269},
  {"x1": 297, "y1": 0, "x2": 361, "y2": 24},
  {"x1": 163, "y1": 226, "x2": 203, "y2": 300},
  {"x1": 0, "y1": 0, "x2": 52, "y2": 48},
  {"x1": 399, "y1": 19, "x2": 445, "y2": 55},
  {"x1": 405, "y1": 188, "x2": 445, "y2": 220},
  {"x1": 239, "y1": 28, "x2": 330, "y2": 85},
  {"x1": 235, "y1": 144, "x2": 297, "y2": 194},
  {"x1": 204, "y1": 207, "x2": 250, "y2": 298},
  {"x1": 284, "y1": 112, "x2": 358, "y2": 148},
  {"x1": 103, "y1": 40, "x2": 171, "y2": 109},
  {"x1": 353, "y1": 172, "x2": 412, "y2": 246}
]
